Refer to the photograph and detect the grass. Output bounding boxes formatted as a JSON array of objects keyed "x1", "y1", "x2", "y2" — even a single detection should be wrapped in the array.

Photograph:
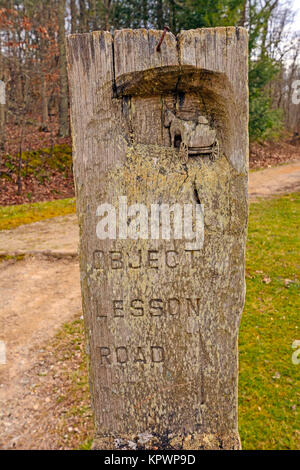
[
  {"x1": 2, "y1": 144, "x2": 72, "y2": 180},
  {"x1": 53, "y1": 319, "x2": 94, "y2": 449},
  {"x1": 0, "y1": 254, "x2": 25, "y2": 264},
  {"x1": 0, "y1": 197, "x2": 76, "y2": 230},
  {"x1": 32, "y1": 317, "x2": 94, "y2": 449},
  {"x1": 239, "y1": 193, "x2": 300, "y2": 449}
]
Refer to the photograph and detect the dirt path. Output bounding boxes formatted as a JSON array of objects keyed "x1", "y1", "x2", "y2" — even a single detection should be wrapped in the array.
[
  {"x1": 0, "y1": 257, "x2": 82, "y2": 449},
  {"x1": 249, "y1": 160, "x2": 300, "y2": 199},
  {"x1": 0, "y1": 213, "x2": 79, "y2": 257},
  {"x1": 0, "y1": 160, "x2": 299, "y2": 449},
  {"x1": 0, "y1": 257, "x2": 81, "y2": 400}
]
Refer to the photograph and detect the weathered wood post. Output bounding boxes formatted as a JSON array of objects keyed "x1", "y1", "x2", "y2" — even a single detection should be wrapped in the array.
[{"x1": 66, "y1": 27, "x2": 248, "y2": 450}]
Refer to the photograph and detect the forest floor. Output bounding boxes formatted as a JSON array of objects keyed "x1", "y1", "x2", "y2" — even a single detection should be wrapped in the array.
[
  {"x1": 1, "y1": 124, "x2": 300, "y2": 205},
  {"x1": 0, "y1": 162, "x2": 299, "y2": 449}
]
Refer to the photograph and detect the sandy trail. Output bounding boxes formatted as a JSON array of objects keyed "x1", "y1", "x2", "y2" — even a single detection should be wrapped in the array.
[
  {"x1": 0, "y1": 204, "x2": 80, "y2": 448},
  {"x1": 249, "y1": 160, "x2": 300, "y2": 199},
  {"x1": 0, "y1": 257, "x2": 81, "y2": 400},
  {"x1": 0, "y1": 257, "x2": 82, "y2": 449}
]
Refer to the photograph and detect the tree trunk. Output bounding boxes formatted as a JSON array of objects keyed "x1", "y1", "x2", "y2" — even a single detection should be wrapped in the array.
[
  {"x1": 103, "y1": 0, "x2": 111, "y2": 31},
  {"x1": 88, "y1": 0, "x2": 97, "y2": 31},
  {"x1": 58, "y1": 0, "x2": 69, "y2": 137},
  {"x1": 238, "y1": 0, "x2": 247, "y2": 27},
  {"x1": 142, "y1": 0, "x2": 148, "y2": 28},
  {"x1": 0, "y1": 36, "x2": 6, "y2": 153},
  {"x1": 41, "y1": 77, "x2": 49, "y2": 131},
  {"x1": 71, "y1": 0, "x2": 77, "y2": 33},
  {"x1": 0, "y1": 80, "x2": 6, "y2": 152},
  {"x1": 156, "y1": 0, "x2": 164, "y2": 29},
  {"x1": 79, "y1": 0, "x2": 87, "y2": 33},
  {"x1": 168, "y1": 0, "x2": 176, "y2": 32}
]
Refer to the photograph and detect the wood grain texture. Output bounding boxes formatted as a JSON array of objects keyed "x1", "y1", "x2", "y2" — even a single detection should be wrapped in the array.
[{"x1": 66, "y1": 27, "x2": 249, "y2": 450}]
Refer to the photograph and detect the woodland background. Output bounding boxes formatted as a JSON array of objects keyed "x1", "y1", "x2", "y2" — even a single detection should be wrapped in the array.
[{"x1": 0, "y1": 0, "x2": 300, "y2": 204}]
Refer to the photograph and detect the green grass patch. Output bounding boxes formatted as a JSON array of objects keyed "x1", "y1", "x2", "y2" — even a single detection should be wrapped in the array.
[
  {"x1": 2, "y1": 144, "x2": 72, "y2": 181},
  {"x1": 22, "y1": 144, "x2": 72, "y2": 175},
  {"x1": 0, "y1": 197, "x2": 76, "y2": 230},
  {"x1": 0, "y1": 254, "x2": 25, "y2": 263},
  {"x1": 37, "y1": 317, "x2": 94, "y2": 449},
  {"x1": 239, "y1": 193, "x2": 300, "y2": 449}
]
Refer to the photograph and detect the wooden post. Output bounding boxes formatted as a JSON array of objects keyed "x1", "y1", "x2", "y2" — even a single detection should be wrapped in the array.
[{"x1": 66, "y1": 27, "x2": 248, "y2": 450}]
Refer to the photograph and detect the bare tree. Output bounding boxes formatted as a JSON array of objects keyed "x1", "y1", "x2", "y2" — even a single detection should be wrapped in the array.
[
  {"x1": 0, "y1": 57, "x2": 6, "y2": 152},
  {"x1": 58, "y1": 0, "x2": 69, "y2": 137}
]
